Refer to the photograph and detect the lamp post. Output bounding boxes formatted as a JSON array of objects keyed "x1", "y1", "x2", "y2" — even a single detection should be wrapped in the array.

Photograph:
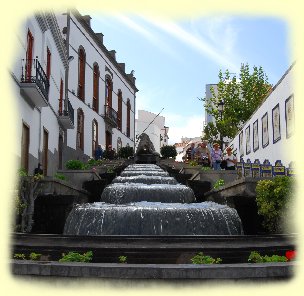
[{"x1": 217, "y1": 100, "x2": 224, "y2": 150}]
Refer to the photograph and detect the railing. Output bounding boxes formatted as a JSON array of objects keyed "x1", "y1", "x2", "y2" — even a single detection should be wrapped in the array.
[
  {"x1": 21, "y1": 58, "x2": 50, "y2": 100},
  {"x1": 59, "y1": 100, "x2": 74, "y2": 126},
  {"x1": 104, "y1": 105, "x2": 118, "y2": 127}
]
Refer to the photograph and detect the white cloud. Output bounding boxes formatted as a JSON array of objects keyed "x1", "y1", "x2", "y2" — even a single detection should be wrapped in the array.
[
  {"x1": 142, "y1": 16, "x2": 240, "y2": 72},
  {"x1": 111, "y1": 14, "x2": 183, "y2": 61},
  {"x1": 163, "y1": 113, "x2": 204, "y2": 145}
]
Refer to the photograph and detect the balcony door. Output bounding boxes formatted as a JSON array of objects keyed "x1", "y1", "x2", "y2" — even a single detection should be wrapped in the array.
[
  {"x1": 105, "y1": 130, "x2": 112, "y2": 150},
  {"x1": 58, "y1": 134, "x2": 63, "y2": 170},
  {"x1": 21, "y1": 123, "x2": 30, "y2": 173},
  {"x1": 25, "y1": 30, "x2": 34, "y2": 81}
]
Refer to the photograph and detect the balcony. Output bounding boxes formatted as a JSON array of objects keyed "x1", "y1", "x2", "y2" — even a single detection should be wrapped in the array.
[
  {"x1": 58, "y1": 100, "x2": 74, "y2": 129},
  {"x1": 102, "y1": 105, "x2": 118, "y2": 128},
  {"x1": 20, "y1": 58, "x2": 50, "y2": 108}
]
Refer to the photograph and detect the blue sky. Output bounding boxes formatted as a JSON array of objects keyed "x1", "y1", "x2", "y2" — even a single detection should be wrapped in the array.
[{"x1": 84, "y1": 11, "x2": 291, "y2": 144}]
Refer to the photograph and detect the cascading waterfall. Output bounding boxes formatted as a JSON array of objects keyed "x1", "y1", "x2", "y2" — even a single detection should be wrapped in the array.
[{"x1": 64, "y1": 164, "x2": 243, "y2": 235}]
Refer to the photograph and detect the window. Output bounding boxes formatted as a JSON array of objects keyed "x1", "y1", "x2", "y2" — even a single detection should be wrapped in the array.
[
  {"x1": 92, "y1": 120, "x2": 98, "y2": 156},
  {"x1": 78, "y1": 47, "x2": 86, "y2": 101},
  {"x1": 93, "y1": 63, "x2": 99, "y2": 112},
  {"x1": 46, "y1": 47, "x2": 51, "y2": 80},
  {"x1": 77, "y1": 109, "x2": 84, "y2": 150},
  {"x1": 25, "y1": 30, "x2": 34, "y2": 81},
  {"x1": 117, "y1": 90, "x2": 122, "y2": 130},
  {"x1": 105, "y1": 77, "x2": 112, "y2": 107},
  {"x1": 59, "y1": 78, "x2": 63, "y2": 114},
  {"x1": 126, "y1": 99, "x2": 131, "y2": 137}
]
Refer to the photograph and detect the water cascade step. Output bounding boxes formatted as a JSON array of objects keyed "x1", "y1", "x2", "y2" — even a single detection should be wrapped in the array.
[{"x1": 63, "y1": 164, "x2": 244, "y2": 236}]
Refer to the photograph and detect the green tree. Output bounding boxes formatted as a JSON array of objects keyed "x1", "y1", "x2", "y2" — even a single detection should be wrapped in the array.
[
  {"x1": 203, "y1": 64, "x2": 271, "y2": 144},
  {"x1": 160, "y1": 145, "x2": 177, "y2": 158}
]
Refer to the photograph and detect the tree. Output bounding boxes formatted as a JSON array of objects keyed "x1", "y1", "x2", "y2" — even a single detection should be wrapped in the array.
[{"x1": 203, "y1": 63, "x2": 271, "y2": 145}]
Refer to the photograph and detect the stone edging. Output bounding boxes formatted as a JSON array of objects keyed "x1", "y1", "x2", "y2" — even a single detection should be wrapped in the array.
[{"x1": 11, "y1": 260, "x2": 295, "y2": 279}]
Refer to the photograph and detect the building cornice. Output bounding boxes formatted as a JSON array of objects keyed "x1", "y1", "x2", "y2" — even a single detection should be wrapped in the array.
[
  {"x1": 45, "y1": 11, "x2": 68, "y2": 69},
  {"x1": 71, "y1": 9, "x2": 138, "y2": 92}
]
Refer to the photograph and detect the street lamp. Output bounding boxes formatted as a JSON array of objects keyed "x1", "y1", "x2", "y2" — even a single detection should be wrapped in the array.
[{"x1": 217, "y1": 100, "x2": 224, "y2": 150}]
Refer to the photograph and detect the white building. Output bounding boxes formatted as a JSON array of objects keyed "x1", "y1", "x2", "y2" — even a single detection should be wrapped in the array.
[
  {"x1": 135, "y1": 110, "x2": 169, "y2": 154},
  {"x1": 228, "y1": 64, "x2": 295, "y2": 167},
  {"x1": 11, "y1": 10, "x2": 137, "y2": 176}
]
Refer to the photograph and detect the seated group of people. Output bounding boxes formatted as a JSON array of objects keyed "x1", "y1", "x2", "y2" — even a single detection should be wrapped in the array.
[{"x1": 185, "y1": 141, "x2": 237, "y2": 170}]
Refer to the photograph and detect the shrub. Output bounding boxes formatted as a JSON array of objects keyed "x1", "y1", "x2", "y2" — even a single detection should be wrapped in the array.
[
  {"x1": 13, "y1": 253, "x2": 26, "y2": 260},
  {"x1": 29, "y1": 252, "x2": 42, "y2": 261},
  {"x1": 65, "y1": 160, "x2": 84, "y2": 170},
  {"x1": 54, "y1": 173, "x2": 66, "y2": 181},
  {"x1": 59, "y1": 251, "x2": 93, "y2": 263},
  {"x1": 213, "y1": 179, "x2": 225, "y2": 190},
  {"x1": 18, "y1": 168, "x2": 28, "y2": 177},
  {"x1": 160, "y1": 145, "x2": 177, "y2": 159},
  {"x1": 190, "y1": 252, "x2": 222, "y2": 264},
  {"x1": 255, "y1": 176, "x2": 294, "y2": 233},
  {"x1": 118, "y1": 146, "x2": 134, "y2": 159},
  {"x1": 188, "y1": 160, "x2": 198, "y2": 166},
  {"x1": 118, "y1": 255, "x2": 127, "y2": 263},
  {"x1": 248, "y1": 251, "x2": 287, "y2": 263}
]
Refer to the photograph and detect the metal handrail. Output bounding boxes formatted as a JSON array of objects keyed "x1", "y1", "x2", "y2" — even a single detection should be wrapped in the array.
[
  {"x1": 104, "y1": 105, "x2": 118, "y2": 127},
  {"x1": 21, "y1": 57, "x2": 50, "y2": 100}
]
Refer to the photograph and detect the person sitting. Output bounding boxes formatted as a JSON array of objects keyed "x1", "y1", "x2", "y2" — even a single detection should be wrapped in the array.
[
  {"x1": 94, "y1": 144, "x2": 103, "y2": 160},
  {"x1": 223, "y1": 147, "x2": 237, "y2": 170},
  {"x1": 211, "y1": 143, "x2": 222, "y2": 170}
]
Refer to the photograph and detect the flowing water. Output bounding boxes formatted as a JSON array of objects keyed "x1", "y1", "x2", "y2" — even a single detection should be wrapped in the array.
[{"x1": 64, "y1": 164, "x2": 243, "y2": 235}]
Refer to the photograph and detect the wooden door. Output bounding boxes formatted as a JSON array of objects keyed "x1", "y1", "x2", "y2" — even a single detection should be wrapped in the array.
[
  {"x1": 43, "y1": 129, "x2": 48, "y2": 176},
  {"x1": 21, "y1": 123, "x2": 30, "y2": 173}
]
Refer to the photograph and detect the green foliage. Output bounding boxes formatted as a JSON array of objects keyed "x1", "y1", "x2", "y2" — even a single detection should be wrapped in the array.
[
  {"x1": 65, "y1": 159, "x2": 85, "y2": 170},
  {"x1": 29, "y1": 252, "x2": 42, "y2": 261},
  {"x1": 188, "y1": 160, "x2": 198, "y2": 166},
  {"x1": 54, "y1": 173, "x2": 66, "y2": 181},
  {"x1": 203, "y1": 64, "x2": 271, "y2": 144},
  {"x1": 255, "y1": 176, "x2": 293, "y2": 233},
  {"x1": 118, "y1": 255, "x2": 127, "y2": 263},
  {"x1": 118, "y1": 146, "x2": 134, "y2": 159},
  {"x1": 248, "y1": 251, "x2": 287, "y2": 263},
  {"x1": 14, "y1": 253, "x2": 26, "y2": 260},
  {"x1": 86, "y1": 158, "x2": 103, "y2": 168},
  {"x1": 201, "y1": 166, "x2": 211, "y2": 171},
  {"x1": 190, "y1": 252, "x2": 222, "y2": 264},
  {"x1": 160, "y1": 145, "x2": 177, "y2": 159},
  {"x1": 106, "y1": 167, "x2": 115, "y2": 173},
  {"x1": 14, "y1": 195, "x2": 26, "y2": 216},
  {"x1": 213, "y1": 179, "x2": 225, "y2": 190},
  {"x1": 18, "y1": 168, "x2": 28, "y2": 177},
  {"x1": 59, "y1": 251, "x2": 93, "y2": 263}
]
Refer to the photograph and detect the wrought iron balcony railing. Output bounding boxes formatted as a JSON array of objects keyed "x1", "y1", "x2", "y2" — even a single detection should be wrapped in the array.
[
  {"x1": 58, "y1": 100, "x2": 74, "y2": 129},
  {"x1": 104, "y1": 105, "x2": 118, "y2": 127},
  {"x1": 20, "y1": 57, "x2": 50, "y2": 101}
]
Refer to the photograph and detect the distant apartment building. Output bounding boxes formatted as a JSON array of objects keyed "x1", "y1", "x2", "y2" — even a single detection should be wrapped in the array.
[
  {"x1": 135, "y1": 110, "x2": 169, "y2": 154},
  {"x1": 12, "y1": 10, "x2": 137, "y2": 176}
]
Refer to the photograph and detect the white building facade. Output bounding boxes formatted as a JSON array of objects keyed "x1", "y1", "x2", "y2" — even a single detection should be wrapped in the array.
[
  {"x1": 135, "y1": 110, "x2": 169, "y2": 154},
  {"x1": 228, "y1": 64, "x2": 295, "y2": 167},
  {"x1": 12, "y1": 10, "x2": 137, "y2": 176}
]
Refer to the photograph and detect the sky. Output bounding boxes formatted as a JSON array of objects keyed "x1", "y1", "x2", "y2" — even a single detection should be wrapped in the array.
[{"x1": 81, "y1": 11, "x2": 290, "y2": 145}]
